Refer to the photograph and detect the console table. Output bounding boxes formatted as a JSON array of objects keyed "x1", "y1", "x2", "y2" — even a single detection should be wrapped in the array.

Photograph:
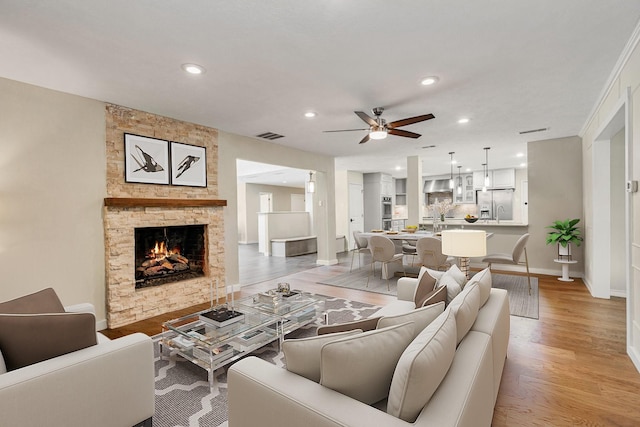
[{"x1": 553, "y1": 259, "x2": 578, "y2": 282}]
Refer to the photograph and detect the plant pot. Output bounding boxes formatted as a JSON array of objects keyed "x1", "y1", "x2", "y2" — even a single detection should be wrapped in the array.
[{"x1": 558, "y1": 243, "x2": 572, "y2": 261}]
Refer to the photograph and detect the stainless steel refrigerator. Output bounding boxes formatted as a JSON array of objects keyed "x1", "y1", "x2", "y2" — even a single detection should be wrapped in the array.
[{"x1": 476, "y1": 189, "x2": 513, "y2": 220}]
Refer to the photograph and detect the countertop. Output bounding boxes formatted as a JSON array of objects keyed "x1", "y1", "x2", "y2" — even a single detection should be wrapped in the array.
[{"x1": 420, "y1": 219, "x2": 528, "y2": 227}]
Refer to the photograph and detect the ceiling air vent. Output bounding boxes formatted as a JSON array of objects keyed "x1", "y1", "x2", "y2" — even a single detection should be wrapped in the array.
[
  {"x1": 519, "y1": 127, "x2": 548, "y2": 135},
  {"x1": 256, "y1": 132, "x2": 285, "y2": 140}
]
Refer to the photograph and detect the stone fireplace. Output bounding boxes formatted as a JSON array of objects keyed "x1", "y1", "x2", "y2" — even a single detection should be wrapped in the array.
[{"x1": 104, "y1": 104, "x2": 225, "y2": 328}]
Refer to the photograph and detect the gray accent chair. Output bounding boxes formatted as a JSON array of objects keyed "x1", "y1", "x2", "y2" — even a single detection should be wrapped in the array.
[{"x1": 482, "y1": 233, "x2": 532, "y2": 294}]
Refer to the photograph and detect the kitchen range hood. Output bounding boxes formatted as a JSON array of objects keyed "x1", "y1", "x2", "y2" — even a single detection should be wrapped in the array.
[{"x1": 423, "y1": 179, "x2": 452, "y2": 193}]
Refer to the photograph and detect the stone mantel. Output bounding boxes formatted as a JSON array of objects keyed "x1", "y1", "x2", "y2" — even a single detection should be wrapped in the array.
[{"x1": 104, "y1": 197, "x2": 227, "y2": 208}]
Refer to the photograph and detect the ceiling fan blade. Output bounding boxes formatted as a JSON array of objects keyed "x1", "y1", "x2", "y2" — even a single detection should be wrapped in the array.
[
  {"x1": 388, "y1": 113, "x2": 435, "y2": 128},
  {"x1": 388, "y1": 128, "x2": 421, "y2": 139},
  {"x1": 355, "y1": 111, "x2": 377, "y2": 127},
  {"x1": 358, "y1": 134, "x2": 371, "y2": 144},
  {"x1": 323, "y1": 128, "x2": 368, "y2": 133}
]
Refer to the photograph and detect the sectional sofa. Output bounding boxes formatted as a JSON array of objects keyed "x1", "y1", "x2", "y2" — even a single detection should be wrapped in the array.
[{"x1": 228, "y1": 267, "x2": 509, "y2": 427}]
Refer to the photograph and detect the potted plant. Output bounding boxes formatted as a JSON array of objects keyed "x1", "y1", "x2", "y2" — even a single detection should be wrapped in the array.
[{"x1": 546, "y1": 218, "x2": 583, "y2": 260}]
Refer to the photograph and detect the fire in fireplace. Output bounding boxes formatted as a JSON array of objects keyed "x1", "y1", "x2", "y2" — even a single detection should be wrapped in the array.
[{"x1": 134, "y1": 225, "x2": 206, "y2": 289}]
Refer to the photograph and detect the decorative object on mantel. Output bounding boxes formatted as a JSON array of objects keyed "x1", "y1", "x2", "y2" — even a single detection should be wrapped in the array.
[
  {"x1": 170, "y1": 141, "x2": 207, "y2": 187},
  {"x1": 124, "y1": 133, "x2": 170, "y2": 185},
  {"x1": 545, "y1": 218, "x2": 583, "y2": 261},
  {"x1": 104, "y1": 198, "x2": 227, "y2": 208}
]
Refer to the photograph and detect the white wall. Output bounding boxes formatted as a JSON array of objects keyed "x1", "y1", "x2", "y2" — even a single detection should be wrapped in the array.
[
  {"x1": 580, "y1": 24, "x2": 640, "y2": 370},
  {"x1": 218, "y1": 130, "x2": 337, "y2": 287},
  {"x1": 240, "y1": 183, "x2": 305, "y2": 244},
  {"x1": 0, "y1": 78, "x2": 107, "y2": 322}
]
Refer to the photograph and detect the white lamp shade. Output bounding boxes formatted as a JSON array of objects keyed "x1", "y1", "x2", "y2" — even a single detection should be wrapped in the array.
[{"x1": 441, "y1": 230, "x2": 487, "y2": 257}]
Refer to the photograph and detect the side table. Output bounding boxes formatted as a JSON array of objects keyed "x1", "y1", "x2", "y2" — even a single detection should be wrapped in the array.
[{"x1": 553, "y1": 259, "x2": 578, "y2": 282}]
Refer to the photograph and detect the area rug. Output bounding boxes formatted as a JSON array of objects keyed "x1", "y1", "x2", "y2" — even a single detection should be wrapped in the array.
[
  {"x1": 491, "y1": 273, "x2": 539, "y2": 320},
  {"x1": 152, "y1": 296, "x2": 380, "y2": 427},
  {"x1": 319, "y1": 269, "x2": 539, "y2": 320},
  {"x1": 316, "y1": 265, "x2": 422, "y2": 296}
]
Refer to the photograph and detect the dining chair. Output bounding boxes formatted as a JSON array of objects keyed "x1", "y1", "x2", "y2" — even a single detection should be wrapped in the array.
[
  {"x1": 482, "y1": 233, "x2": 532, "y2": 294},
  {"x1": 416, "y1": 237, "x2": 453, "y2": 271},
  {"x1": 350, "y1": 231, "x2": 371, "y2": 272},
  {"x1": 401, "y1": 240, "x2": 418, "y2": 266},
  {"x1": 368, "y1": 235, "x2": 405, "y2": 290}
]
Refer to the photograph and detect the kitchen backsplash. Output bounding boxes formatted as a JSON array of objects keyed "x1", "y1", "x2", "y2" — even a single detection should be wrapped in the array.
[{"x1": 393, "y1": 203, "x2": 478, "y2": 219}]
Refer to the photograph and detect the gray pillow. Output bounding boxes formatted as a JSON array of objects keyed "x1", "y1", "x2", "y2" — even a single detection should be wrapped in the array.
[
  {"x1": 377, "y1": 302, "x2": 444, "y2": 339},
  {"x1": 0, "y1": 312, "x2": 97, "y2": 371},
  {"x1": 0, "y1": 288, "x2": 65, "y2": 314},
  {"x1": 448, "y1": 282, "x2": 481, "y2": 344},
  {"x1": 320, "y1": 322, "x2": 415, "y2": 405},
  {"x1": 387, "y1": 309, "x2": 457, "y2": 422},
  {"x1": 467, "y1": 268, "x2": 492, "y2": 306},
  {"x1": 316, "y1": 317, "x2": 380, "y2": 335},
  {"x1": 283, "y1": 329, "x2": 363, "y2": 382}
]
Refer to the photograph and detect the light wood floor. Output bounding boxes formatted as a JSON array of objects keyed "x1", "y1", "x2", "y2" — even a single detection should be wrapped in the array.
[{"x1": 102, "y1": 250, "x2": 640, "y2": 427}]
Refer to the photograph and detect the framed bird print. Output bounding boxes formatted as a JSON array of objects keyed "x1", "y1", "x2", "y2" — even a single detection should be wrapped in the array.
[
  {"x1": 124, "y1": 133, "x2": 170, "y2": 185},
  {"x1": 170, "y1": 141, "x2": 207, "y2": 187}
]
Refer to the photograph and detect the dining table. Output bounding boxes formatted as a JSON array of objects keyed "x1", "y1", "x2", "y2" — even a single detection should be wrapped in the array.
[{"x1": 358, "y1": 230, "x2": 493, "y2": 279}]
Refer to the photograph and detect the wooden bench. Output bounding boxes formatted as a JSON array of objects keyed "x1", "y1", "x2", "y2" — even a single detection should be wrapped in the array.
[{"x1": 271, "y1": 236, "x2": 317, "y2": 257}]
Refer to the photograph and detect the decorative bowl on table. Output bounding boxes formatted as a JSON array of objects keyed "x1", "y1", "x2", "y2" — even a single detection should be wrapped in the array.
[
  {"x1": 386, "y1": 231, "x2": 399, "y2": 235},
  {"x1": 371, "y1": 229, "x2": 384, "y2": 233},
  {"x1": 401, "y1": 228, "x2": 417, "y2": 233},
  {"x1": 464, "y1": 217, "x2": 479, "y2": 223}
]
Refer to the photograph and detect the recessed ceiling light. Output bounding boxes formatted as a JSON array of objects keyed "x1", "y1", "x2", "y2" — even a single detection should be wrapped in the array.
[
  {"x1": 304, "y1": 111, "x2": 317, "y2": 118},
  {"x1": 420, "y1": 76, "x2": 439, "y2": 86},
  {"x1": 181, "y1": 63, "x2": 205, "y2": 75},
  {"x1": 516, "y1": 152, "x2": 524, "y2": 157},
  {"x1": 395, "y1": 166, "x2": 402, "y2": 170},
  {"x1": 520, "y1": 162, "x2": 526, "y2": 167},
  {"x1": 458, "y1": 118, "x2": 470, "y2": 124},
  {"x1": 465, "y1": 168, "x2": 472, "y2": 172}
]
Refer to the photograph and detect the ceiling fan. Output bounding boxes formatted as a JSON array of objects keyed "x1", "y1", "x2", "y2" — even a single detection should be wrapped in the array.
[{"x1": 324, "y1": 107, "x2": 435, "y2": 144}]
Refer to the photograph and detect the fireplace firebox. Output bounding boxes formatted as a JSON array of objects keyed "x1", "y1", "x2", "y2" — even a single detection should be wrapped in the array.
[{"x1": 134, "y1": 225, "x2": 206, "y2": 289}]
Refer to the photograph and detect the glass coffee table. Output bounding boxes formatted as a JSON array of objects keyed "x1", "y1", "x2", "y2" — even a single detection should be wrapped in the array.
[{"x1": 160, "y1": 290, "x2": 326, "y2": 389}]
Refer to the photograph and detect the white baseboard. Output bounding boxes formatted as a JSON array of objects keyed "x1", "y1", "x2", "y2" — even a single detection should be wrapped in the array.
[
  {"x1": 629, "y1": 343, "x2": 640, "y2": 374},
  {"x1": 610, "y1": 289, "x2": 628, "y2": 298},
  {"x1": 96, "y1": 319, "x2": 108, "y2": 331}
]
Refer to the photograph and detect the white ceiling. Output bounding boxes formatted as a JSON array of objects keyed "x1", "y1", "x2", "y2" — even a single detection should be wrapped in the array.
[{"x1": 2, "y1": 1, "x2": 639, "y2": 185}]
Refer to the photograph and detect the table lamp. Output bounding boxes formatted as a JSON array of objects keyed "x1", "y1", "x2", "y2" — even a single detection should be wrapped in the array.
[{"x1": 441, "y1": 230, "x2": 487, "y2": 279}]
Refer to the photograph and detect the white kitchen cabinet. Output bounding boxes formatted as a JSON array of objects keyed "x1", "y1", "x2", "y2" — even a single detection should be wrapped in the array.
[
  {"x1": 473, "y1": 171, "x2": 491, "y2": 190},
  {"x1": 473, "y1": 169, "x2": 514, "y2": 189},
  {"x1": 395, "y1": 178, "x2": 407, "y2": 205},
  {"x1": 381, "y1": 174, "x2": 393, "y2": 196},
  {"x1": 491, "y1": 168, "x2": 516, "y2": 188},
  {"x1": 454, "y1": 174, "x2": 475, "y2": 204}
]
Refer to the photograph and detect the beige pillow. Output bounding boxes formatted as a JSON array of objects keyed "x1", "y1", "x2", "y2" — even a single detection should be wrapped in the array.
[
  {"x1": 283, "y1": 329, "x2": 363, "y2": 382},
  {"x1": 377, "y1": 302, "x2": 444, "y2": 339},
  {"x1": 437, "y1": 273, "x2": 462, "y2": 305},
  {"x1": 0, "y1": 288, "x2": 65, "y2": 314},
  {"x1": 0, "y1": 312, "x2": 97, "y2": 371},
  {"x1": 414, "y1": 272, "x2": 437, "y2": 307},
  {"x1": 420, "y1": 286, "x2": 447, "y2": 308},
  {"x1": 467, "y1": 268, "x2": 492, "y2": 306},
  {"x1": 320, "y1": 322, "x2": 415, "y2": 405},
  {"x1": 387, "y1": 309, "x2": 457, "y2": 422},
  {"x1": 448, "y1": 282, "x2": 481, "y2": 344},
  {"x1": 316, "y1": 317, "x2": 380, "y2": 335},
  {"x1": 0, "y1": 349, "x2": 6, "y2": 374}
]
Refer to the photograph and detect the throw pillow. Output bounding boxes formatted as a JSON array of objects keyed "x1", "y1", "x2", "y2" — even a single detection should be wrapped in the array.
[
  {"x1": 282, "y1": 329, "x2": 363, "y2": 382},
  {"x1": 320, "y1": 322, "x2": 415, "y2": 405},
  {"x1": 377, "y1": 302, "x2": 444, "y2": 340},
  {"x1": 467, "y1": 268, "x2": 492, "y2": 306},
  {"x1": 448, "y1": 282, "x2": 481, "y2": 344},
  {"x1": 413, "y1": 271, "x2": 437, "y2": 307},
  {"x1": 437, "y1": 273, "x2": 462, "y2": 305},
  {"x1": 0, "y1": 288, "x2": 65, "y2": 314},
  {"x1": 0, "y1": 312, "x2": 97, "y2": 371},
  {"x1": 420, "y1": 286, "x2": 447, "y2": 308},
  {"x1": 316, "y1": 317, "x2": 380, "y2": 335},
  {"x1": 387, "y1": 308, "x2": 457, "y2": 422},
  {"x1": 443, "y1": 264, "x2": 467, "y2": 287}
]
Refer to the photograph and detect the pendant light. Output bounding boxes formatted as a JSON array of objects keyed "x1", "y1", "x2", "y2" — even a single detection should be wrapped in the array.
[
  {"x1": 449, "y1": 152, "x2": 455, "y2": 189},
  {"x1": 307, "y1": 171, "x2": 316, "y2": 193},
  {"x1": 457, "y1": 165, "x2": 462, "y2": 195},
  {"x1": 483, "y1": 147, "x2": 491, "y2": 188},
  {"x1": 481, "y1": 163, "x2": 487, "y2": 192}
]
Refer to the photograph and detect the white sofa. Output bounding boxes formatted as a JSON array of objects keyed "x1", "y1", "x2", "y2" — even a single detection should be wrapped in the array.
[
  {"x1": 227, "y1": 268, "x2": 509, "y2": 427},
  {"x1": 0, "y1": 302, "x2": 155, "y2": 427}
]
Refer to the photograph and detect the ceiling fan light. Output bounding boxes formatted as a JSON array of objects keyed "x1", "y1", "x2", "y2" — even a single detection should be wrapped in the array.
[
  {"x1": 421, "y1": 76, "x2": 439, "y2": 86},
  {"x1": 369, "y1": 129, "x2": 388, "y2": 140}
]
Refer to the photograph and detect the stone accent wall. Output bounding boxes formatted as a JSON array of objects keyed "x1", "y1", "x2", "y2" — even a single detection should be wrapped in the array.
[{"x1": 104, "y1": 104, "x2": 225, "y2": 328}]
